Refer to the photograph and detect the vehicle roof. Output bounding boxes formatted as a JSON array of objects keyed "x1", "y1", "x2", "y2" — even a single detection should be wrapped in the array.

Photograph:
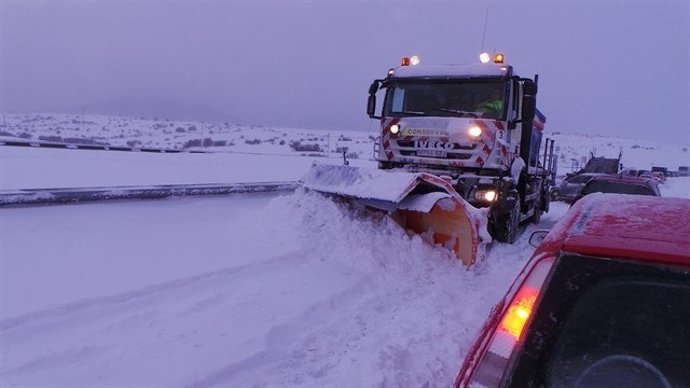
[
  {"x1": 586, "y1": 174, "x2": 656, "y2": 185},
  {"x1": 564, "y1": 172, "x2": 607, "y2": 179},
  {"x1": 388, "y1": 63, "x2": 512, "y2": 79},
  {"x1": 536, "y1": 193, "x2": 690, "y2": 266}
]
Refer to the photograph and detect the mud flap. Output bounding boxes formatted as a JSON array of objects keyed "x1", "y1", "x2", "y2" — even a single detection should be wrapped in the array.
[{"x1": 303, "y1": 164, "x2": 483, "y2": 266}]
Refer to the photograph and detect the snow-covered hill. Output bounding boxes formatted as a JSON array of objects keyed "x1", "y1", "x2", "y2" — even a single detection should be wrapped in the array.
[
  {"x1": 551, "y1": 132, "x2": 689, "y2": 173},
  {"x1": 0, "y1": 113, "x2": 373, "y2": 161},
  {"x1": 1, "y1": 113, "x2": 688, "y2": 174}
]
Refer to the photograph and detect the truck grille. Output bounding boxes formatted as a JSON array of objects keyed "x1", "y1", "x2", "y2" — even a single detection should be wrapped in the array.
[
  {"x1": 396, "y1": 140, "x2": 476, "y2": 151},
  {"x1": 399, "y1": 150, "x2": 472, "y2": 160},
  {"x1": 396, "y1": 140, "x2": 476, "y2": 160}
]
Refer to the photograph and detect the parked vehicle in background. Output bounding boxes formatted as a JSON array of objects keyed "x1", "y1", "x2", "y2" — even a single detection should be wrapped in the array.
[
  {"x1": 455, "y1": 194, "x2": 690, "y2": 388},
  {"x1": 553, "y1": 173, "x2": 605, "y2": 203},
  {"x1": 576, "y1": 154, "x2": 621, "y2": 174},
  {"x1": 620, "y1": 168, "x2": 638, "y2": 177},
  {"x1": 651, "y1": 166, "x2": 668, "y2": 176},
  {"x1": 679, "y1": 166, "x2": 689, "y2": 177},
  {"x1": 651, "y1": 171, "x2": 666, "y2": 183},
  {"x1": 572, "y1": 175, "x2": 660, "y2": 204}
]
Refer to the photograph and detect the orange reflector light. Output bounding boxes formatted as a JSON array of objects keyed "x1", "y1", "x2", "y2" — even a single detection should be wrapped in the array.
[
  {"x1": 494, "y1": 53, "x2": 505, "y2": 63},
  {"x1": 499, "y1": 287, "x2": 538, "y2": 340},
  {"x1": 401, "y1": 57, "x2": 411, "y2": 66}
]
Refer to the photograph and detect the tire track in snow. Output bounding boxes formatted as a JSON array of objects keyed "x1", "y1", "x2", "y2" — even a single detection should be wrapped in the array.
[
  {"x1": 1, "y1": 251, "x2": 302, "y2": 332},
  {"x1": 1, "y1": 250, "x2": 366, "y2": 386},
  {"x1": 1, "y1": 191, "x2": 572, "y2": 387},
  {"x1": 207, "y1": 199, "x2": 572, "y2": 387},
  {"x1": 184, "y1": 274, "x2": 377, "y2": 387}
]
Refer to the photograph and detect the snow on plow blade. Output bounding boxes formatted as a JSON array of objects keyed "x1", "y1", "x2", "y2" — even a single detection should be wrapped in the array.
[{"x1": 303, "y1": 164, "x2": 483, "y2": 266}]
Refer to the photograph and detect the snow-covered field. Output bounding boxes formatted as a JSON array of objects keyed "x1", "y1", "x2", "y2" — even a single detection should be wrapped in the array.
[
  {"x1": 1, "y1": 114, "x2": 689, "y2": 387},
  {"x1": 2, "y1": 113, "x2": 688, "y2": 175}
]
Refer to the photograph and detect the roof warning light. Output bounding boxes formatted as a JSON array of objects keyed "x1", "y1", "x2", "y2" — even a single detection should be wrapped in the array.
[
  {"x1": 401, "y1": 55, "x2": 421, "y2": 66},
  {"x1": 479, "y1": 52, "x2": 491, "y2": 63}
]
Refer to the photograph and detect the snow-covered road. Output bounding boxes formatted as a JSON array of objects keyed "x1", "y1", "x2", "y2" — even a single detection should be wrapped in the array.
[
  {"x1": 1, "y1": 194, "x2": 286, "y2": 317},
  {"x1": 1, "y1": 188, "x2": 568, "y2": 387},
  {"x1": 1, "y1": 145, "x2": 689, "y2": 387},
  {"x1": 0, "y1": 146, "x2": 370, "y2": 190}
]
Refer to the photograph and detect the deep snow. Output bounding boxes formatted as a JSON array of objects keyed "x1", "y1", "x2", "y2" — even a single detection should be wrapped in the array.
[
  {"x1": 3, "y1": 177, "x2": 688, "y2": 386},
  {"x1": 1, "y1": 119, "x2": 689, "y2": 386},
  {"x1": 1, "y1": 188, "x2": 568, "y2": 387}
]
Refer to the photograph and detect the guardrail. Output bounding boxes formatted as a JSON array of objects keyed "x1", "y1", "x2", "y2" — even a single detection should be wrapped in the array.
[
  {"x1": 0, "y1": 181, "x2": 301, "y2": 207},
  {"x1": 0, "y1": 139, "x2": 212, "y2": 153}
]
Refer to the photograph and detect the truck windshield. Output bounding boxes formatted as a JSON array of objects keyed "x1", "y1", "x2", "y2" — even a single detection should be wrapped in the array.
[{"x1": 383, "y1": 80, "x2": 507, "y2": 119}]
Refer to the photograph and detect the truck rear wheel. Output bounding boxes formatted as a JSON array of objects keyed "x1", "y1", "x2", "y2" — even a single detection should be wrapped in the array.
[{"x1": 531, "y1": 197, "x2": 542, "y2": 224}]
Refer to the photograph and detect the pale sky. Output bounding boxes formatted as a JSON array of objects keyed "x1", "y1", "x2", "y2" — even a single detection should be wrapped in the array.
[{"x1": 1, "y1": 1, "x2": 689, "y2": 143}]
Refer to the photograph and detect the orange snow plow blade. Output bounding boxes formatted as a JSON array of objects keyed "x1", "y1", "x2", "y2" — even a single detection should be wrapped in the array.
[{"x1": 302, "y1": 164, "x2": 484, "y2": 266}]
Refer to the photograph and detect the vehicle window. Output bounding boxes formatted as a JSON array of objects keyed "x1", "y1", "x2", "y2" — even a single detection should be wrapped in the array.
[
  {"x1": 383, "y1": 80, "x2": 507, "y2": 119},
  {"x1": 505, "y1": 255, "x2": 690, "y2": 388},
  {"x1": 566, "y1": 175, "x2": 592, "y2": 184},
  {"x1": 581, "y1": 181, "x2": 655, "y2": 196},
  {"x1": 390, "y1": 88, "x2": 405, "y2": 113},
  {"x1": 512, "y1": 79, "x2": 520, "y2": 119}
]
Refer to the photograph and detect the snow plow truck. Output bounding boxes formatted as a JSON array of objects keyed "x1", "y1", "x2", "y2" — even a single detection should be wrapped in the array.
[{"x1": 304, "y1": 53, "x2": 556, "y2": 266}]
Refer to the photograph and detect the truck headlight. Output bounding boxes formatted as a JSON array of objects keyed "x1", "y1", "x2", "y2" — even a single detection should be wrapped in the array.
[
  {"x1": 389, "y1": 124, "x2": 400, "y2": 135},
  {"x1": 468, "y1": 126, "x2": 482, "y2": 138},
  {"x1": 475, "y1": 190, "x2": 497, "y2": 202}
]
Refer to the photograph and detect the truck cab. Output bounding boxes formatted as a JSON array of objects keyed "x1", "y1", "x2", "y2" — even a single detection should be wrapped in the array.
[{"x1": 367, "y1": 54, "x2": 555, "y2": 243}]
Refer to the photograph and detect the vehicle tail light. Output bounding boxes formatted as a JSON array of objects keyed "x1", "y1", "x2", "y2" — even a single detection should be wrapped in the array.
[
  {"x1": 461, "y1": 256, "x2": 555, "y2": 387},
  {"x1": 500, "y1": 287, "x2": 538, "y2": 340}
]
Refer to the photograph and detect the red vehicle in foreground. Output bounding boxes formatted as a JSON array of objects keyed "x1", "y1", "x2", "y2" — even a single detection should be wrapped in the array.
[{"x1": 455, "y1": 193, "x2": 690, "y2": 388}]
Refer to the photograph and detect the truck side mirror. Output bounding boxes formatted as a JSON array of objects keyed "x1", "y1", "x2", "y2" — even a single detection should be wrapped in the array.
[
  {"x1": 368, "y1": 81, "x2": 380, "y2": 95},
  {"x1": 523, "y1": 80, "x2": 538, "y2": 96},
  {"x1": 367, "y1": 80, "x2": 382, "y2": 119},
  {"x1": 367, "y1": 94, "x2": 378, "y2": 118}
]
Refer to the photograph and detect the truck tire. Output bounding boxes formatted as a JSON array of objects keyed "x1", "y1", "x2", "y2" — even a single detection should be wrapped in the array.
[
  {"x1": 378, "y1": 161, "x2": 393, "y2": 170},
  {"x1": 491, "y1": 194, "x2": 521, "y2": 244},
  {"x1": 542, "y1": 193, "x2": 551, "y2": 213},
  {"x1": 532, "y1": 197, "x2": 542, "y2": 224}
]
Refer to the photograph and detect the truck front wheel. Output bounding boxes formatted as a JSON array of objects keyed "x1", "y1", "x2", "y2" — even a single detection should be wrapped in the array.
[
  {"x1": 490, "y1": 194, "x2": 521, "y2": 244},
  {"x1": 378, "y1": 161, "x2": 394, "y2": 170}
]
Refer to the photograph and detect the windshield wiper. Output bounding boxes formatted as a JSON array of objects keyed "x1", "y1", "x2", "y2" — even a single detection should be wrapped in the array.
[
  {"x1": 431, "y1": 108, "x2": 479, "y2": 117},
  {"x1": 399, "y1": 110, "x2": 427, "y2": 116}
]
